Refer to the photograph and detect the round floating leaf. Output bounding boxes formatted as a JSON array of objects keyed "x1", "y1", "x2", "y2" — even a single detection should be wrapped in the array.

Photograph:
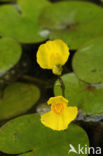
[
  {"x1": 18, "y1": 0, "x2": 50, "y2": 20},
  {"x1": 54, "y1": 73, "x2": 103, "y2": 115},
  {"x1": 0, "y1": 83, "x2": 40, "y2": 121},
  {"x1": 39, "y1": 1, "x2": 103, "y2": 49},
  {"x1": 0, "y1": 0, "x2": 50, "y2": 43},
  {"x1": 72, "y1": 37, "x2": 103, "y2": 83},
  {"x1": 0, "y1": 38, "x2": 22, "y2": 74},
  {"x1": 0, "y1": 114, "x2": 89, "y2": 155}
]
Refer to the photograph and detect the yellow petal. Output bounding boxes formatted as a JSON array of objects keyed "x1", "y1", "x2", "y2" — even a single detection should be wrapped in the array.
[
  {"x1": 41, "y1": 106, "x2": 78, "y2": 131},
  {"x1": 54, "y1": 106, "x2": 78, "y2": 130},
  {"x1": 36, "y1": 43, "x2": 51, "y2": 69},
  {"x1": 41, "y1": 111, "x2": 60, "y2": 130},
  {"x1": 61, "y1": 106, "x2": 78, "y2": 129},
  {"x1": 37, "y1": 39, "x2": 70, "y2": 69},
  {"x1": 47, "y1": 96, "x2": 68, "y2": 105}
]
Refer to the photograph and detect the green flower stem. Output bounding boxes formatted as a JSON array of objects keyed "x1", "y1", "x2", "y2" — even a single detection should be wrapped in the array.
[{"x1": 58, "y1": 76, "x2": 65, "y2": 97}]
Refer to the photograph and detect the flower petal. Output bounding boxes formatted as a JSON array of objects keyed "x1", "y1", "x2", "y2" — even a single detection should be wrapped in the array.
[
  {"x1": 41, "y1": 107, "x2": 78, "y2": 131},
  {"x1": 41, "y1": 111, "x2": 61, "y2": 130},
  {"x1": 51, "y1": 106, "x2": 78, "y2": 130},
  {"x1": 37, "y1": 43, "x2": 51, "y2": 69},
  {"x1": 47, "y1": 96, "x2": 68, "y2": 105},
  {"x1": 37, "y1": 40, "x2": 70, "y2": 69},
  {"x1": 61, "y1": 106, "x2": 78, "y2": 128}
]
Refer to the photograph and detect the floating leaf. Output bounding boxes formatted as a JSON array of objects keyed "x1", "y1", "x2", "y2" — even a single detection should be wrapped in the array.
[
  {"x1": 0, "y1": 83, "x2": 40, "y2": 121},
  {"x1": 0, "y1": 0, "x2": 50, "y2": 43},
  {"x1": 54, "y1": 73, "x2": 103, "y2": 115},
  {"x1": 72, "y1": 37, "x2": 103, "y2": 83},
  {"x1": 39, "y1": 1, "x2": 103, "y2": 49},
  {"x1": 0, "y1": 38, "x2": 22, "y2": 74},
  {"x1": 0, "y1": 114, "x2": 89, "y2": 155}
]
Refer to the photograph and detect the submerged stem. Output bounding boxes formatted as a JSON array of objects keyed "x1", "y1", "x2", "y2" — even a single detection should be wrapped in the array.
[{"x1": 22, "y1": 75, "x2": 52, "y2": 88}]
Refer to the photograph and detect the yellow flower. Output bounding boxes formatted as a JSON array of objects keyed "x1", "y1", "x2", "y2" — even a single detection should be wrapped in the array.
[
  {"x1": 41, "y1": 96, "x2": 78, "y2": 131},
  {"x1": 37, "y1": 40, "x2": 70, "y2": 75}
]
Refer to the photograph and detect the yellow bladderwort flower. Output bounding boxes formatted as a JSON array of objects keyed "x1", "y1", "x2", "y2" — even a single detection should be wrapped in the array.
[
  {"x1": 41, "y1": 96, "x2": 78, "y2": 131},
  {"x1": 37, "y1": 40, "x2": 70, "y2": 75}
]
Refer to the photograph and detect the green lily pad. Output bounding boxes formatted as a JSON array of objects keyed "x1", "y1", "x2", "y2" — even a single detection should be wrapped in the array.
[
  {"x1": 0, "y1": 83, "x2": 40, "y2": 121},
  {"x1": 0, "y1": 38, "x2": 22, "y2": 74},
  {"x1": 0, "y1": 0, "x2": 50, "y2": 43},
  {"x1": 54, "y1": 73, "x2": 103, "y2": 115},
  {"x1": 0, "y1": 113, "x2": 89, "y2": 155},
  {"x1": 39, "y1": 1, "x2": 103, "y2": 49},
  {"x1": 72, "y1": 37, "x2": 103, "y2": 83}
]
